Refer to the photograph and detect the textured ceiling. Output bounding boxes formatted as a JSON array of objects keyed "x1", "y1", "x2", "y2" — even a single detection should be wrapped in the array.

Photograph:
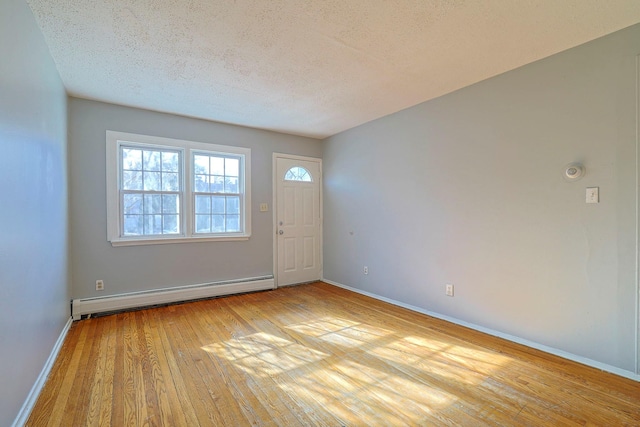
[{"x1": 26, "y1": 0, "x2": 640, "y2": 139}]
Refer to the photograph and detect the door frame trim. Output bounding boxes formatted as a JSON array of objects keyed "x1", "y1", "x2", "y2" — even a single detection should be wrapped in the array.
[
  {"x1": 635, "y1": 54, "x2": 639, "y2": 375},
  {"x1": 272, "y1": 153, "x2": 323, "y2": 288}
]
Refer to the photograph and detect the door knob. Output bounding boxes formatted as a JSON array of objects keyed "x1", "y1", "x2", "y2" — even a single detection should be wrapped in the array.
[{"x1": 279, "y1": 230, "x2": 284, "y2": 235}]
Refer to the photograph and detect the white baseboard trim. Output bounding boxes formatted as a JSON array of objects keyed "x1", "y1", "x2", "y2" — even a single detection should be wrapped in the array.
[
  {"x1": 322, "y1": 278, "x2": 640, "y2": 382},
  {"x1": 12, "y1": 316, "x2": 73, "y2": 427},
  {"x1": 72, "y1": 276, "x2": 275, "y2": 320}
]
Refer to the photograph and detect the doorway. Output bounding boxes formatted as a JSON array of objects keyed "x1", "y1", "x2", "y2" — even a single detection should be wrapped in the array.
[{"x1": 273, "y1": 154, "x2": 322, "y2": 287}]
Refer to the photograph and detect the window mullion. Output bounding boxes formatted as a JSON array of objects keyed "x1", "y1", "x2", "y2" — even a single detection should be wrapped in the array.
[
  {"x1": 183, "y1": 148, "x2": 191, "y2": 237},
  {"x1": 121, "y1": 190, "x2": 180, "y2": 195}
]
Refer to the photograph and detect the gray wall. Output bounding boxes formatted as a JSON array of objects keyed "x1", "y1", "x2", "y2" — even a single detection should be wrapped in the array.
[
  {"x1": 323, "y1": 24, "x2": 640, "y2": 373},
  {"x1": 69, "y1": 98, "x2": 322, "y2": 299},
  {"x1": 0, "y1": 0, "x2": 70, "y2": 425}
]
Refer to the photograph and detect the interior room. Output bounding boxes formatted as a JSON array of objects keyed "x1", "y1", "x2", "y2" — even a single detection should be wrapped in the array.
[{"x1": 2, "y1": 0, "x2": 640, "y2": 425}]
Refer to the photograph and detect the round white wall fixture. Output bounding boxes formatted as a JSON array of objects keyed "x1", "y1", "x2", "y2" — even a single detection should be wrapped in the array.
[{"x1": 563, "y1": 162, "x2": 585, "y2": 181}]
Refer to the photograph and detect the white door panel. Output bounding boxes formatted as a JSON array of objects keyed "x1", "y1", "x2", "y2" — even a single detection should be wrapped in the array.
[
  {"x1": 284, "y1": 238, "x2": 296, "y2": 271},
  {"x1": 275, "y1": 156, "x2": 321, "y2": 286},
  {"x1": 303, "y1": 237, "x2": 315, "y2": 268}
]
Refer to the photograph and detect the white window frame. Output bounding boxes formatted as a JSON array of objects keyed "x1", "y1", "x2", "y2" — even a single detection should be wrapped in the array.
[{"x1": 106, "y1": 131, "x2": 251, "y2": 247}]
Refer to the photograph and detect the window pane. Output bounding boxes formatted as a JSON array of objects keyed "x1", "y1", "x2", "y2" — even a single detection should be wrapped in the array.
[
  {"x1": 122, "y1": 148, "x2": 142, "y2": 170},
  {"x1": 212, "y1": 215, "x2": 225, "y2": 232},
  {"x1": 212, "y1": 196, "x2": 225, "y2": 214},
  {"x1": 122, "y1": 171, "x2": 142, "y2": 190},
  {"x1": 144, "y1": 214, "x2": 163, "y2": 234},
  {"x1": 211, "y1": 176, "x2": 224, "y2": 193},
  {"x1": 225, "y1": 177, "x2": 239, "y2": 193},
  {"x1": 123, "y1": 215, "x2": 143, "y2": 235},
  {"x1": 162, "y1": 152, "x2": 179, "y2": 172},
  {"x1": 162, "y1": 172, "x2": 179, "y2": 191},
  {"x1": 285, "y1": 166, "x2": 312, "y2": 182},
  {"x1": 194, "y1": 175, "x2": 208, "y2": 192},
  {"x1": 226, "y1": 215, "x2": 240, "y2": 232},
  {"x1": 162, "y1": 194, "x2": 179, "y2": 214},
  {"x1": 211, "y1": 156, "x2": 224, "y2": 175},
  {"x1": 284, "y1": 170, "x2": 295, "y2": 180},
  {"x1": 143, "y1": 150, "x2": 161, "y2": 171},
  {"x1": 163, "y1": 215, "x2": 179, "y2": 234},
  {"x1": 195, "y1": 195, "x2": 211, "y2": 214},
  {"x1": 195, "y1": 214, "x2": 211, "y2": 233},
  {"x1": 144, "y1": 194, "x2": 161, "y2": 214},
  {"x1": 225, "y1": 158, "x2": 239, "y2": 177},
  {"x1": 194, "y1": 155, "x2": 209, "y2": 174},
  {"x1": 143, "y1": 171, "x2": 161, "y2": 191},
  {"x1": 226, "y1": 196, "x2": 239, "y2": 214},
  {"x1": 123, "y1": 193, "x2": 143, "y2": 214}
]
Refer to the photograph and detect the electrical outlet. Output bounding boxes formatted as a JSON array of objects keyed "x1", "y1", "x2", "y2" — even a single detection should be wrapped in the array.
[
  {"x1": 363, "y1": 266, "x2": 369, "y2": 275},
  {"x1": 96, "y1": 280, "x2": 104, "y2": 291},
  {"x1": 445, "y1": 284, "x2": 454, "y2": 297}
]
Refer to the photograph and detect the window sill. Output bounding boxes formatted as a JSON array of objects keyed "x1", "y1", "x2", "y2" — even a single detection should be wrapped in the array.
[{"x1": 109, "y1": 235, "x2": 250, "y2": 247}]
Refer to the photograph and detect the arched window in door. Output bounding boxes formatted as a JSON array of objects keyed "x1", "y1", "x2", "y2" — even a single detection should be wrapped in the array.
[{"x1": 284, "y1": 166, "x2": 312, "y2": 182}]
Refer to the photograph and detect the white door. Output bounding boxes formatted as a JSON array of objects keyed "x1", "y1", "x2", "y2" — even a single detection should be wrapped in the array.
[{"x1": 275, "y1": 156, "x2": 321, "y2": 287}]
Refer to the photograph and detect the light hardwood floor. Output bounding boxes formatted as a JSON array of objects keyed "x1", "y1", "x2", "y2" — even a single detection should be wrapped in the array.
[{"x1": 28, "y1": 282, "x2": 640, "y2": 426}]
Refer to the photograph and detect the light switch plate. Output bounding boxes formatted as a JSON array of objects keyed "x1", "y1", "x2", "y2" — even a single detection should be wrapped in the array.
[
  {"x1": 586, "y1": 187, "x2": 599, "y2": 204},
  {"x1": 259, "y1": 203, "x2": 269, "y2": 212}
]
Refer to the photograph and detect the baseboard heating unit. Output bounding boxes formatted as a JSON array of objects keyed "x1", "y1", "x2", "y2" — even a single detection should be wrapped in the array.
[{"x1": 71, "y1": 276, "x2": 275, "y2": 320}]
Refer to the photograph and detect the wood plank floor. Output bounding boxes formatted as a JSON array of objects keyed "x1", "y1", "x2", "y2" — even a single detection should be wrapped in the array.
[{"x1": 28, "y1": 282, "x2": 640, "y2": 426}]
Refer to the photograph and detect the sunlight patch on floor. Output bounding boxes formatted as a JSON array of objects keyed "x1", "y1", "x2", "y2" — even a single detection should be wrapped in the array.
[
  {"x1": 370, "y1": 336, "x2": 512, "y2": 386},
  {"x1": 286, "y1": 316, "x2": 394, "y2": 348},
  {"x1": 201, "y1": 315, "x2": 514, "y2": 425},
  {"x1": 333, "y1": 357, "x2": 454, "y2": 408},
  {"x1": 201, "y1": 331, "x2": 328, "y2": 377},
  {"x1": 276, "y1": 357, "x2": 455, "y2": 425}
]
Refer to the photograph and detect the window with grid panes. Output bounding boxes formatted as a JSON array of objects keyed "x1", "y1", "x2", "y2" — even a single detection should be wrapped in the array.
[
  {"x1": 120, "y1": 146, "x2": 182, "y2": 236},
  {"x1": 193, "y1": 153, "x2": 242, "y2": 233},
  {"x1": 106, "y1": 131, "x2": 251, "y2": 246}
]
